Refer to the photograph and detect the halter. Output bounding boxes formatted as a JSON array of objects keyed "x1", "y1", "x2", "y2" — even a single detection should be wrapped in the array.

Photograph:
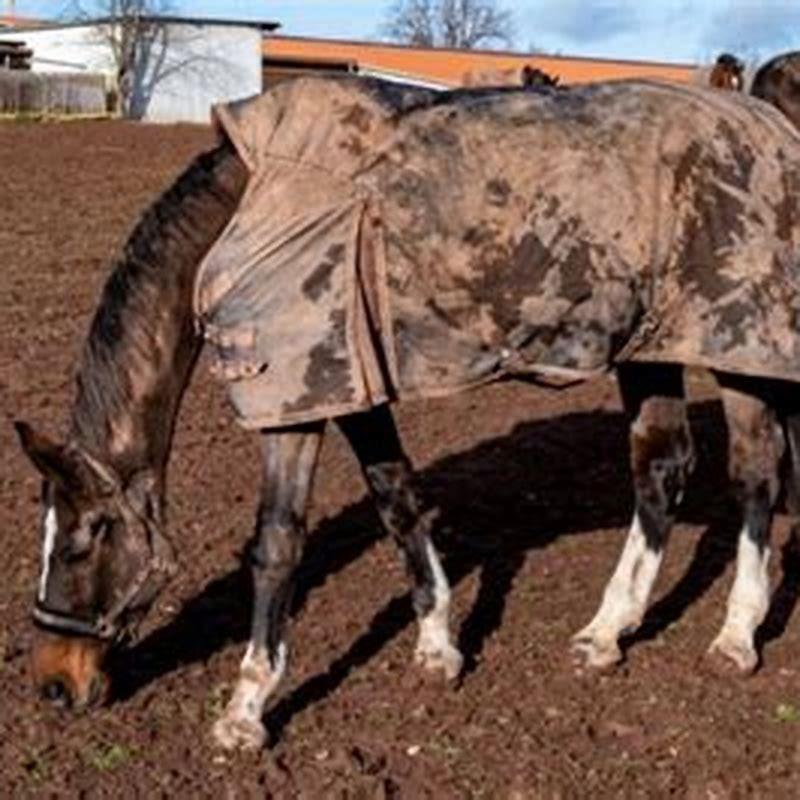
[{"x1": 32, "y1": 449, "x2": 177, "y2": 641}]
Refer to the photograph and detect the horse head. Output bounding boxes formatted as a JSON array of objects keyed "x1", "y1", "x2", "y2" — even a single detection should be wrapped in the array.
[
  {"x1": 710, "y1": 53, "x2": 745, "y2": 91},
  {"x1": 751, "y1": 51, "x2": 800, "y2": 132},
  {"x1": 14, "y1": 421, "x2": 175, "y2": 710},
  {"x1": 521, "y1": 65, "x2": 560, "y2": 89}
]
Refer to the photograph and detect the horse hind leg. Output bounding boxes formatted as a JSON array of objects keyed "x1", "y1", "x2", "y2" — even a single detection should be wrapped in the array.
[
  {"x1": 707, "y1": 374, "x2": 783, "y2": 674},
  {"x1": 213, "y1": 423, "x2": 325, "y2": 750},
  {"x1": 573, "y1": 363, "x2": 695, "y2": 669},
  {"x1": 337, "y1": 405, "x2": 463, "y2": 680}
]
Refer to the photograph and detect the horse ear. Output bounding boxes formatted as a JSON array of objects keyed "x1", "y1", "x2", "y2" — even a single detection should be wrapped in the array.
[
  {"x1": 124, "y1": 470, "x2": 161, "y2": 524},
  {"x1": 14, "y1": 421, "x2": 77, "y2": 487}
]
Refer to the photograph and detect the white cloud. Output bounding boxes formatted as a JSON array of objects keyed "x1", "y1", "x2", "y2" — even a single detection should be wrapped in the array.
[
  {"x1": 701, "y1": 0, "x2": 800, "y2": 58},
  {"x1": 530, "y1": 0, "x2": 640, "y2": 44}
]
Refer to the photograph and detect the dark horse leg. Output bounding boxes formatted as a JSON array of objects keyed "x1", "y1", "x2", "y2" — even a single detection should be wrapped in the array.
[
  {"x1": 337, "y1": 404, "x2": 462, "y2": 679},
  {"x1": 213, "y1": 405, "x2": 460, "y2": 750},
  {"x1": 573, "y1": 363, "x2": 695, "y2": 668},
  {"x1": 213, "y1": 422, "x2": 325, "y2": 750},
  {"x1": 707, "y1": 373, "x2": 784, "y2": 673}
]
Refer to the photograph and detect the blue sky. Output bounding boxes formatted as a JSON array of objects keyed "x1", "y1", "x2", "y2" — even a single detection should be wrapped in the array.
[{"x1": 13, "y1": 1, "x2": 800, "y2": 65}]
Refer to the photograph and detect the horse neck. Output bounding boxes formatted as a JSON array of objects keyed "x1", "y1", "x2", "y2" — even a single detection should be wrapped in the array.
[{"x1": 68, "y1": 142, "x2": 248, "y2": 482}]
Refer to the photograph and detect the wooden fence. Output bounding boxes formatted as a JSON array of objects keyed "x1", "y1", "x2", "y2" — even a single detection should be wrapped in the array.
[{"x1": 0, "y1": 71, "x2": 108, "y2": 116}]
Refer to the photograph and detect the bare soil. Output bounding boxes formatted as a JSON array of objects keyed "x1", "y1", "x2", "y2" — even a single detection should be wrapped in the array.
[{"x1": 2, "y1": 121, "x2": 800, "y2": 799}]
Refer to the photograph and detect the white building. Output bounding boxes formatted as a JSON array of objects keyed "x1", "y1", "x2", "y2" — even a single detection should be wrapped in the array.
[{"x1": 0, "y1": 15, "x2": 278, "y2": 122}]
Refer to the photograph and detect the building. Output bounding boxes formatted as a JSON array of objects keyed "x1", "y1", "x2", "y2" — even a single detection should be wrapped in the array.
[
  {"x1": 0, "y1": 14, "x2": 45, "y2": 30},
  {"x1": 263, "y1": 36, "x2": 697, "y2": 90},
  {"x1": 0, "y1": 15, "x2": 279, "y2": 122}
]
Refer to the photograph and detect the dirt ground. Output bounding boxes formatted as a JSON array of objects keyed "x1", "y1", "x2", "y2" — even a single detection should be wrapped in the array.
[{"x1": 2, "y1": 121, "x2": 800, "y2": 799}]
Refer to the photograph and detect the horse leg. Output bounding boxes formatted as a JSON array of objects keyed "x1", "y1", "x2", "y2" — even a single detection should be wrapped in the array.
[
  {"x1": 707, "y1": 375, "x2": 783, "y2": 673},
  {"x1": 337, "y1": 405, "x2": 463, "y2": 680},
  {"x1": 213, "y1": 422, "x2": 325, "y2": 750},
  {"x1": 573, "y1": 363, "x2": 694, "y2": 668}
]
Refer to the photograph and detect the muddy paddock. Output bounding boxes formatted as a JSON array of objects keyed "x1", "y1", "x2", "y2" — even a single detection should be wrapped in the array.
[{"x1": 1, "y1": 121, "x2": 799, "y2": 798}]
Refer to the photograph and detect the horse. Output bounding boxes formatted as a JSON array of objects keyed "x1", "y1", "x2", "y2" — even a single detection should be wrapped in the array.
[
  {"x1": 463, "y1": 63, "x2": 560, "y2": 89},
  {"x1": 752, "y1": 51, "x2": 800, "y2": 131},
  {"x1": 709, "y1": 53, "x2": 745, "y2": 91},
  {"x1": 14, "y1": 75, "x2": 800, "y2": 752}
]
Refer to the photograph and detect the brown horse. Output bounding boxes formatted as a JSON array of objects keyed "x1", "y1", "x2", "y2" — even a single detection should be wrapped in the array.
[
  {"x1": 14, "y1": 76, "x2": 800, "y2": 753},
  {"x1": 752, "y1": 51, "x2": 800, "y2": 130},
  {"x1": 463, "y1": 62, "x2": 560, "y2": 89},
  {"x1": 709, "y1": 53, "x2": 745, "y2": 91}
]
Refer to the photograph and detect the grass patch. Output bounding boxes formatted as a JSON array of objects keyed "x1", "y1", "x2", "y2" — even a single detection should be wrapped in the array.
[
  {"x1": 775, "y1": 702, "x2": 800, "y2": 723},
  {"x1": 86, "y1": 742, "x2": 135, "y2": 771},
  {"x1": 204, "y1": 683, "x2": 230, "y2": 720},
  {"x1": 22, "y1": 748, "x2": 49, "y2": 783}
]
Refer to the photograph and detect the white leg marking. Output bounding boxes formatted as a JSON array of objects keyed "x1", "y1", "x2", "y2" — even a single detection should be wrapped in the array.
[
  {"x1": 212, "y1": 642, "x2": 286, "y2": 750},
  {"x1": 709, "y1": 524, "x2": 770, "y2": 673},
  {"x1": 414, "y1": 540, "x2": 463, "y2": 680},
  {"x1": 572, "y1": 513, "x2": 663, "y2": 668},
  {"x1": 39, "y1": 504, "x2": 57, "y2": 602}
]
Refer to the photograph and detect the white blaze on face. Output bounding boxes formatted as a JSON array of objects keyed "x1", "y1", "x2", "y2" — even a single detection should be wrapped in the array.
[{"x1": 39, "y1": 504, "x2": 58, "y2": 602}]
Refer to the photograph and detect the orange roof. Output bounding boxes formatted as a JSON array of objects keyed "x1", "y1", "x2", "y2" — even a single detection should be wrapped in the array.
[
  {"x1": 0, "y1": 14, "x2": 45, "y2": 29},
  {"x1": 264, "y1": 35, "x2": 697, "y2": 87}
]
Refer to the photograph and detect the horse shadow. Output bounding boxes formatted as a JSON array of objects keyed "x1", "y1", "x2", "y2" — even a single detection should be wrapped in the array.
[{"x1": 112, "y1": 400, "x2": 800, "y2": 740}]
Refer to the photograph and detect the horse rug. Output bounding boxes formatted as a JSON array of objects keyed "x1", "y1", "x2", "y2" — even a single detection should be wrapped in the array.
[{"x1": 194, "y1": 76, "x2": 800, "y2": 429}]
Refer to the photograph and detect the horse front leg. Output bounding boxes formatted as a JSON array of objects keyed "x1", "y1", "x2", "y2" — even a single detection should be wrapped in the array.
[
  {"x1": 573, "y1": 363, "x2": 695, "y2": 668},
  {"x1": 213, "y1": 422, "x2": 325, "y2": 750},
  {"x1": 337, "y1": 405, "x2": 463, "y2": 681},
  {"x1": 708, "y1": 374, "x2": 783, "y2": 674}
]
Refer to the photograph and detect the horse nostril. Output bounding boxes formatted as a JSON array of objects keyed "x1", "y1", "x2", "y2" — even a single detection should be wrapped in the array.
[
  {"x1": 88, "y1": 675, "x2": 107, "y2": 707},
  {"x1": 41, "y1": 678, "x2": 72, "y2": 709}
]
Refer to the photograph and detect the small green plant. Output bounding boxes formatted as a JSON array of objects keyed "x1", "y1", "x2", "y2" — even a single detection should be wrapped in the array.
[
  {"x1": 205, "y1": 683, "x2": 230, "y2": 720},
  {"x1": 775, "y1": 702, "x2": 800, "y2": 723},
  {"x1": 22, "y1": 748, "x2": 49, "y2": 783},
  {"x1": 87, "y1": 742, "x2": 134, "y2": 771}
]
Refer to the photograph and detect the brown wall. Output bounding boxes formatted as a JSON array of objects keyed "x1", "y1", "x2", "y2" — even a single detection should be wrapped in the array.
[{"x1": 264, "y1": 36, "x2": 696, "y2": 87}]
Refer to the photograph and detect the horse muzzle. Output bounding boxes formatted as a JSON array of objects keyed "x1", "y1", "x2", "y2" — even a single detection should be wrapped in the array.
[{"x1": 31, "y1": 630, "x2": 110, "y2": 711}]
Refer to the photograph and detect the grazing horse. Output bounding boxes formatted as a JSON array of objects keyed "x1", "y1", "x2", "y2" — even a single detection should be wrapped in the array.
[
  {"x1": 463, "y1": 63, "x2": 560, "y2": 89},
  {"x1": 14, "y1": 76, "x2": 800, "y2": 752},
  {"x1": 752, "y1": 51, "x2": 800, "y2": 131},
  {"x1": 709, "y1": 53, "x2": 745, "y2": 91}
]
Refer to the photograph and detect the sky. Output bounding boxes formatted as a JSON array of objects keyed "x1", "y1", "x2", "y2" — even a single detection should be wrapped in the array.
[{"x1": 12, "y1": 1, "x2": 800, "y2": 65}]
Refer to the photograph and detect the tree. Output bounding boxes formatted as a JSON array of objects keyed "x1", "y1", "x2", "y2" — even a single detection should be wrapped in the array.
[
  {"x1": 383, "y1": 0, "x2": 514, "y2": 50},
  {"x1": 70, "y1": 0, "x2": 174, "y2": 117}
]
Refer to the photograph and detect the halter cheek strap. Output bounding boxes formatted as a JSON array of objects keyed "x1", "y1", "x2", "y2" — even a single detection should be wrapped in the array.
[
  {"x1": 33, "y1": 450, "x2": 177, "y2": 641},
  {"x1": 33, "y1": 550, "x2": 176, "y2": 640}
]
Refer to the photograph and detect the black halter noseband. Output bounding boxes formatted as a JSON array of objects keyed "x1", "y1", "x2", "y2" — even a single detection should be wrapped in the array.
[{"x1": 32, "y1": 450, "x2": 177, "y2": 641}]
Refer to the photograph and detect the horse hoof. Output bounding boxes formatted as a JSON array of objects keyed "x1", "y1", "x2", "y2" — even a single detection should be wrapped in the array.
[
  {"x1": 414, "y1": 644, "x2": 463, "y2": 682},
  {"x1": 571, "y1": 631, "x2": 623, "y2": 671},
  {"x1": 706, "y1": 636, "x2": 758, "y2": 676},
  {"x1": 212, "y1": 713, "x2": 267, "y2": 751}
]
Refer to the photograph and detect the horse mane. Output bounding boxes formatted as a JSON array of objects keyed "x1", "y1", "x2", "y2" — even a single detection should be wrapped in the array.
[{"x1": 70, "y1": 139, "x2": 248, "y2": 460}]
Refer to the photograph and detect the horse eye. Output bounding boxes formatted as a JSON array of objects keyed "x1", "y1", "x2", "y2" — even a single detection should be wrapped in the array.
[{"x1": 61, "y1": 519, "x2": 107, "y2": 563}]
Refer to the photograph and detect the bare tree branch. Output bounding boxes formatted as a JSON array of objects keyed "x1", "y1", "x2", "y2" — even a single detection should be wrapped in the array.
[
  {"x1": 383, "y1": 0, "x2": 514, "y2": 49},
  {"x1": 71, "y1": 0, "x2": 174, "y2": 116}
]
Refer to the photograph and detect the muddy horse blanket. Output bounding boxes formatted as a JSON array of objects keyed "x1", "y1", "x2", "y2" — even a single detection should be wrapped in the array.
[{"x1": 194, "y1": 76, "x2": 800, "y2": 428}]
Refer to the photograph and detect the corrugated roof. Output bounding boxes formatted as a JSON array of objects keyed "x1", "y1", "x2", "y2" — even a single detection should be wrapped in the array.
[
  {"x1": 263, "y1": 35, "x2": 697, "y2": 87},
  {"x1": 5, "y1": 15, "x2": 280, "y2": 34}
]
